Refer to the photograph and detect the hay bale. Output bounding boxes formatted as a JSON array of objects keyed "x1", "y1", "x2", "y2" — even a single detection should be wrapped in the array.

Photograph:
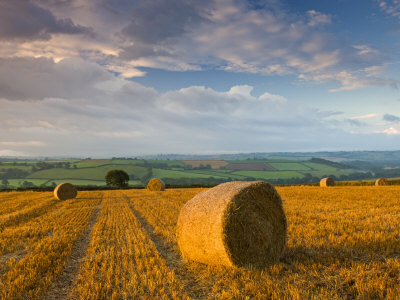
[
  {"x1": 146, "y1": 178, "x2": 165, "y2": 191},
  {"x1": 375, "y1": 178, "x2": 388, "y2": 186},
  {"x1": 54, "y1": 183, "x2": 77, "y2": 200},
  {"x1": 176, "y1": 181, "x2": 287, "y2": 268},
  {"x1": 320, "y1": 177, "x2": 335, "y2": 187}
]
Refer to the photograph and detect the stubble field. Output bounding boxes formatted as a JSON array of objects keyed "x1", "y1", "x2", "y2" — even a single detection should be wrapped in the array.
[{"x1": 0, "y1": 186, "x2": 399, "y2": 299}]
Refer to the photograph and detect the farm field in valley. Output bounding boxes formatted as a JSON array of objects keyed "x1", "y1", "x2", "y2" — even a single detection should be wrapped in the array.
[
  {"x1": 0, "y1": 186, "x2": 399, "y2": 299},
  {"x1": 1, "y1": 157, "x2": 362, "y2": 189}
]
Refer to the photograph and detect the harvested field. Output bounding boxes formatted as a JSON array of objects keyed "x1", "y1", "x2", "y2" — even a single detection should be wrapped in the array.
[{"x1": 1, "y1": 186, "x2": 400, "y2": 299}]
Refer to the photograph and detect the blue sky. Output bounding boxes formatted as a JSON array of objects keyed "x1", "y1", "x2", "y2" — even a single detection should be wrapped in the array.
[{"x1": 0, "y1": 0, "x2": 399, "y2": 157}]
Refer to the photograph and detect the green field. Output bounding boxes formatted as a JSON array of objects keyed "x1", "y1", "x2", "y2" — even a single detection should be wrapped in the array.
[
  {"x1": 6, "y1": 179, "x2": 50, "y2": 187},
  {"x1": 268, "y1": 162, "x2": 311, "y2": 171},
  {"x1": 27, "y1": 165, "x2": 148, "y2": 181},
  {"x1": 231, "y1": 170, "x2": 304, "y2": 180},
  {"x1": 0, "y1": 156, "x2": 363, "y2": 189},
  {"x1": 152, "y1": 168, "x2": 226, "y2": 179},
  {"x1": 0, "y1": 165, "x2": 32, "y2": 172},
  {"x1": 302, "y1": 162, "x2": 338, "y2": 171}
]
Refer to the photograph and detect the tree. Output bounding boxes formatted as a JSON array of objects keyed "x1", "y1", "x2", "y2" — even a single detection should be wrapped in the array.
[
  {"x1": 22, "y1": 181, "x2": 34, "y2": 187},
  {"x1": 2, "y1": 179, "x2": 9, "y2": 186},
  {"x1": 105, "y1": 169, "x2": 130, "y2": 187}
]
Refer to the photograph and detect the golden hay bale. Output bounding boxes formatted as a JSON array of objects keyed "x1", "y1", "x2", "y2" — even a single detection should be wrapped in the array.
[
  {"x1": 176, "y1": 181, "x2": 287, "y2": 268},
  {"x1": 320, "y1": 177, "x2": 335, "y2": 187},
  {"x1": 146, "y1": 178, "x2": 165, "y2": 191},
  {"x1": 53, "y1": 183, "x2": 77, "y2": 200},
  {"x1": 375, "y1": 178, "x2": 388, "y2": 186}
]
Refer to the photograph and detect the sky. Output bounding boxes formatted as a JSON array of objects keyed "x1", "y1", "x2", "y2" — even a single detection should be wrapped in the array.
[{"x1": 0, "y1": 0, "x2": 400, "y2": 157}]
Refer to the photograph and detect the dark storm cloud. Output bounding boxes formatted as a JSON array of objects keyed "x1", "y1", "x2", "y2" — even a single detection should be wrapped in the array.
[
  {"x1": 383, "y1": 114, "x2": 400, "y2": 122},
  {"x1": 0, "y1": 0, "x2": 92, "y2": 41}
]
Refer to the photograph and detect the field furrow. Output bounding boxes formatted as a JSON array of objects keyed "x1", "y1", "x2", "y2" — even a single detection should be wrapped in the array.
[
  {"x1": 70, "y1": 190, "x2": 189, "y2": 300},
  {"x1": 0, "y1": 191, "x2": 102, "y2": 299},
  {"x1": 124, "y1": 193, "x2": 209, "y2": 299},
  {"x1": 44, "y1": 194, "x2": 103, "y2": 300},
  {"x1": 124, "y1": 189, "x2": 203, "y2": 244}
]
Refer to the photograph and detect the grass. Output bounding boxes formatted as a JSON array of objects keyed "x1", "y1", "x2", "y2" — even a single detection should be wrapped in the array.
[
  {"x1": 231, "y1": 170, "x2": 304, "y2": 179},
  {"x1": 268, "y1": 162, "x2": 312, "y2": 171},
  {"x1": 6, "y1": 179, "x2": 50, "y2": 187},
  {"x1": 302, "y1": 162, "x2": 339, "y2": 171},
  {"x1": 27, "y1": 165, "x2": 149, "y2": 181},
  {"x1": 152, "y1": 168, "x2": 226, "y2": 179}
]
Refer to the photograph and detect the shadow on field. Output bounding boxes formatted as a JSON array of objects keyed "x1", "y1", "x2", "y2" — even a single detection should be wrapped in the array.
[{"x1": 280, "y1": 241, "x2": 399, "y2": 266}]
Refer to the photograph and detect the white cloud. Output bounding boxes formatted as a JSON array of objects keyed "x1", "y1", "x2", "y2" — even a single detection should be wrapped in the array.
[
  {"x1": 349, "y1": 113, "x2": 381, "y2": 120},
  {"x1": 38, "y1": 120, "x2": 56, "y2": 129},
  {"x1": 307, "y1": 10, "x2": 332, "y2": 27},
  {"x1": 0, "y1": 141, "x2": 46, "y2": 147},
  {"x1": 1, "y1": 77, "x2": 398, "y2": 156},
  {"x1": 0, "y1": 149, "x2": 30, "y2": 156},
  {"x1": 382, "y1": 127, "x2": 400, "y2": 135},
  {"x1": 379, "y1": 0, "x2": 400, "y2": 22}
]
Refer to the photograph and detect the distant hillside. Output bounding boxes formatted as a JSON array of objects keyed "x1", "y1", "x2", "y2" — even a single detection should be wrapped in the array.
[
  {"x1": 141, "y1": 150, "x2": 400, "y2": 162},
  {"x1": 0, "y1": 156, "x2": 386, "y2": 189}
]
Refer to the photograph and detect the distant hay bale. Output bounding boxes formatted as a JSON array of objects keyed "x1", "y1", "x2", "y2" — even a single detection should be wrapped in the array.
[
  {"x1": 375, "y1": 178, "x2": 388, "y2": 186},
  {"x1": 176, "y1": 181, "x2": 287, "y2": 268},
  {"x1": 146, "y1": 178, "x2": 165, "y2": 191},
  {"x1": 54, "y1": 183, "x2": 77, "y2": 200},
  {"x1": 320, "y1": 177, "x2": 335, "y2": 187}
]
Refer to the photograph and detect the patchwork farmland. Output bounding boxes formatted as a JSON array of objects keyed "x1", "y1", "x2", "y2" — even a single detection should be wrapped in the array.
[
  {"x1": 0, "y1": 186, "x2": 400, "y2": 299},
  {"x1": 0, "y1": 157, "x2": 367, "y2": 189}
]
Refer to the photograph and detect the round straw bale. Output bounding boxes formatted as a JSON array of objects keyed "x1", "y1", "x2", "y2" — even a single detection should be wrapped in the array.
[
  {"x1": 375, "y1": 178, "x2": 387, "y2": 186},
  {"x1": 146, "y1": 178, "x2": 165, "y2": 191},
  {"x1": 176, "y1": 181, "x2": 287, "y2": 268},
  {"x1": 320, "y1": 177, "x2": 335, "y2": 187},
  {"x1": 54, "y1": 183, "x2": 77, "y2": 200}
]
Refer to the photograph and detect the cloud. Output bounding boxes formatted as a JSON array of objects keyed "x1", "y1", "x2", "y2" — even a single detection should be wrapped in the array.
[
  {"x1": 114, "y1": 0, "x2": 396, "y2": 90},
  {"x1": 1, "y1": 77, "x2": 398, "y2": 156},
  {"x1": 0, "y1": 1, "x2": 92, "y2": 41},
  {"x1": 379, "y1": 0, "x2": 400, "y2": 23},
  {"x1": 0, "y1": 149, "x2": 30, "y2": 157},
  {"x1": 0, "y1": 0, "x2": 396, "y2": 91},
  {"x1": 382, "y1": 127, "x2": 400, "y2": 135},
  {"x1": 120, "y1": 0, "x2": 210, "y2": 45},
  {"x1": 307, "y1": 10, "x2": 332, "y2": 27},
  {"x1": 383, "y1": 113, "x2": 400, "y2": 122},
  {"x1": 0, "y1": 56, "x2": 111, "y2": 100},
  {"x1": 349, "y1": 113, "x2": 381, "y2": 120},
  {"x1": 0, "y1": 141, "x2": 46, "y2": 147}
]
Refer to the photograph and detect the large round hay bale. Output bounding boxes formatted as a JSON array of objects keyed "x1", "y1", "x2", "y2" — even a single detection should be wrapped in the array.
[
  {"x1": 375, "y1": 178, "x2": 388, "y2": 186},
  {"x1": 176, "y1": 181, "x2": 287, "y2": 268},
  {"x1": 146, "y1": 178, "x2": 165, "y2": 191},
  {"x1": 54, "y1": 183, "x2": 77, "y2": 200},
  {"x1": 320, "y1": 177, "x2": 335, "y2": 187}
]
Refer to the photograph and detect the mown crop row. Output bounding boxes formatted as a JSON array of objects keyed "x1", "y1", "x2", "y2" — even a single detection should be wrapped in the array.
[
  {"x1": 1, "y1": 186, "x2": 400, "y2": 299},
  {"x1": 0, "y1": 191, "x2": 101, "y2": 299}
]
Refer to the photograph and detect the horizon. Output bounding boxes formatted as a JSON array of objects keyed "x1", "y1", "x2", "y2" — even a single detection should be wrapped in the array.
[
  {"x1": 1, "y1": 0, "x2": 400, "y2": 157},
  {"x1": 1, "y1": 149, "x2": 400, "y2": 160}
]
